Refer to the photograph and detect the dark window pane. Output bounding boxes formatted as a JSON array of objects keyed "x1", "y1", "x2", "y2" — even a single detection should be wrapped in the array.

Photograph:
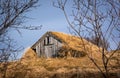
[{"x1": 47, "y1": 37, "x2": 49, "y2": 44}]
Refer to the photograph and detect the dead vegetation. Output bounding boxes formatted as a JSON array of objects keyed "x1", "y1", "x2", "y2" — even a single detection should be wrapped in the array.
[
  {"x1": 0, "y1": 48, "x2": 119, "y2": 78},
  {"x1": 22, "y1": 47, "x2": 37, "y2": 60},
  {"x1": 49, "y1": 31, "x2": 104, "y2": 59}
]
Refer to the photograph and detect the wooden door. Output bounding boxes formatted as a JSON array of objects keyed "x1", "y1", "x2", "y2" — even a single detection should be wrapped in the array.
[{"x1": 44, "y1": 45, "x2": 53, "y2": 58}]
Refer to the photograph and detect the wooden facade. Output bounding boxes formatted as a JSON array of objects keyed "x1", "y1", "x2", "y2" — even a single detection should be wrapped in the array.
[
  {"x1": 32, "y1": 32, "x2": 62, "y2": 58},
  {"x1": 31, "y1": 31, "x2": 88, "y2": 58}
]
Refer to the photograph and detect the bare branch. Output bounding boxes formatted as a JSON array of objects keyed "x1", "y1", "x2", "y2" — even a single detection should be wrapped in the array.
[{"x1": 54, "y1": 0, "x2": 120, "y2": 78}]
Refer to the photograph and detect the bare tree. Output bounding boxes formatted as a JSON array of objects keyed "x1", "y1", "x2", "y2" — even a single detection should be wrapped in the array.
[
  {"x1": 53, "y1": 0, "x2": 120, "y2": 78},
  {"x1": 85, "y1": 36, "x2": 110, "y2": 50},
  {"x1": 0, "y1": 0, "x2": 43, "y2": 60},
  {"x1": 0, "y1": 0, "x2": 41, "y2": 78},
  {"x1": 0, "y1": 0, "x2": 42, "y2": 61}
]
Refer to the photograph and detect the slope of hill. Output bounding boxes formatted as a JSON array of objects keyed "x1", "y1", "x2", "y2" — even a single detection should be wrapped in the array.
[
  {"x1": 0, "y1": 48, "x2": 119, "y2": 78},
  {"x1": 49, "y1": 31, "x2": 104, "y2": 58},
  {"x1": 0, "y1": 32, "x2": 119, "y2": 78}
]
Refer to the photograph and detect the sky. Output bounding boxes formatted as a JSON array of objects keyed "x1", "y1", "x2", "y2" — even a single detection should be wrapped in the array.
[
  {"x1": 10, "y1": 0, "x2": 70, "y2": 57},
  {"x1": 9, "y1": 0, "x2": 119, "y2": 58}
]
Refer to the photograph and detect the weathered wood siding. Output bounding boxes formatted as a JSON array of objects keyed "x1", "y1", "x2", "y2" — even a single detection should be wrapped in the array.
[{"x1": 35, "y1": 35, "x2": 62, "y2": 58}]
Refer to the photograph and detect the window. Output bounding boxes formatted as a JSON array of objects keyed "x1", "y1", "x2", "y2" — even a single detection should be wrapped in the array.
[
  {"x1": 44, "y1": 37, "x2": 50, "y2": 45},
  {"x1": 47, "y1": 36, "x2": 49, "y2": 44},
  {"x1": 44, "y1": 39, "x2": 46, "y2": 45}
]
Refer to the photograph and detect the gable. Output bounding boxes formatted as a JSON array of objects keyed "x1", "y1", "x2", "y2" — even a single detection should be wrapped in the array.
[{"x1": 31, "y1": 31, "x2": 63, "y2": 49}]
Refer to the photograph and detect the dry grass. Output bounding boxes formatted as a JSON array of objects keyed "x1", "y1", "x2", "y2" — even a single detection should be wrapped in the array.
[
  {"x1": 0, "y1": 51, "x2": 119, "y2": 78},
  {"x1": 0, "y1": 57, "x2": 119, "y2": 78},
  {"x1": 50, "y1": 31, "x2": 104, "y2": 58},
  {"x1": 108, "y1": 50, "x2": 120, "y2": 68},
  {"x1": 22, "y1": 47, "x2": 37, "y2": 59},
  {"x1": 0, "y1": 31, "x2": 119, "y2": 78},
  {"x1": 21, "y1": 48, "x2": 103, "y2": 69}
]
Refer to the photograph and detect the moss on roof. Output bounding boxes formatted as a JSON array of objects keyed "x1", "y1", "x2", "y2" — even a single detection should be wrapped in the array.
[{"x1": 49, "y1": 31, "x2": 103, "y2": 58}]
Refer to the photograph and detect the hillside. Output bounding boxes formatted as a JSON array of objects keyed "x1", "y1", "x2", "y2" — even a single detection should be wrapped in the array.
[
  {"x1": 0, "y1": 48, "x2": 119, "y2": 78},
  {"x1": 49, "y1": 32, "x2": 104, "y2": 58},
  {"x1": 0, "y1": 30, "x2": 119, "y2": 78}
]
